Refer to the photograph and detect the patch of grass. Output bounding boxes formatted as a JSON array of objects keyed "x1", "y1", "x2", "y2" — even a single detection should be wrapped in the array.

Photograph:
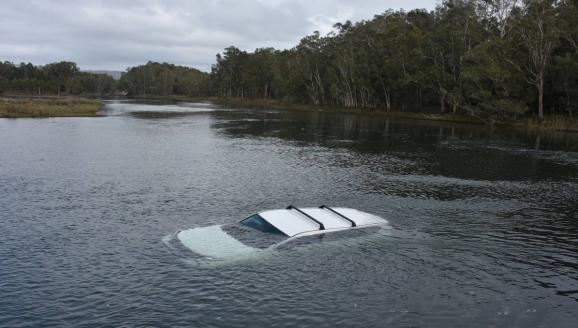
[
  {"x1": 517, "y1": 116, "x2": 578, "y2": 132},
  {"x1": 0, "y1": 97, "x2": 103, "y2": 118},
  {"x1": 210, "y1": 97, "x2": 485, "y2": 124}
]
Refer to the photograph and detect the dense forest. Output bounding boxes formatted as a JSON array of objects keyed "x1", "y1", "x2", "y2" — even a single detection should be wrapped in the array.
[
  {"x1": 118, "y1": 62, "x2": 208, "y2": 97},
  {"x1": 211, "y1": 0, "x2": 578, "y2": 122},
  {"x1": 0, "y1": 61, "x2": 208, "y2": 98},
  {"x1": 1, "y1": 0, "x2": 577, "y2": 123},
  {"x1": 0, "y1": 61, "x2": 116, "y2": 95}
]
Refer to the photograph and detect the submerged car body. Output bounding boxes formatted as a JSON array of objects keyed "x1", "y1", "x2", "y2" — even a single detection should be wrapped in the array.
[{"x1": 176, "y1": 206, "x2": 389, "y2": 259}]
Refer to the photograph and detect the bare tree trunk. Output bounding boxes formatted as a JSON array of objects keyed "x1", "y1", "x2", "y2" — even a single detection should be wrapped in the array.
[
  {"x1": 381, "y1": 82, "x2": 391, "y2": 111},
  {"x1": 538, "y1": 75, "x2": 544, "y2": 121},
  {"x1": 564, "y1": 80, "x2": 572, "y2": 117},
  {"x1": 440, "y1": 93, "x2": 446, "y2": 113},
  {"x1": 313, "y1": 67, "x2": 324, "y2": 105},
  {"x1": 518, "y1": 1, "x2": 557, "y2": 121},
  {"x1": 385, "y1": 89, "x2": 391, "y2": 111}
]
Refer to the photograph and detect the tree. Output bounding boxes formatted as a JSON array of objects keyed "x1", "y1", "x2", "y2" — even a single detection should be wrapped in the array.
[
  {"x1": 513, "y1": 0, "x2": 559, "y2": 120},
  {"x1": 43, "y1": 61, "x2": 80, "y2": 95},
  {"x1": 119, "y1": 62, "x2": 207, "y2": 97},
  {"x1": 462, "y1": 37, "x2": 528, "y2": 121}
]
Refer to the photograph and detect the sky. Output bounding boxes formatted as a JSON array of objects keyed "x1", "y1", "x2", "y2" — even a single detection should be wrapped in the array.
[{"x1": 0, "y1": 0, "x2": 436, "y2": 72}]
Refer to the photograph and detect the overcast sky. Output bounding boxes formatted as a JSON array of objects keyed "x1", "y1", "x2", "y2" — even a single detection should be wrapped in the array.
[{"x1": 0, "y1": 0, "x2": 436, "y2": 72}]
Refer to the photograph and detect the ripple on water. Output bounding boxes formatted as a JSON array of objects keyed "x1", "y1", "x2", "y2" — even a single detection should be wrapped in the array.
[{"x1": 1, "y1": 103, "x2": 577, "y2": 327}]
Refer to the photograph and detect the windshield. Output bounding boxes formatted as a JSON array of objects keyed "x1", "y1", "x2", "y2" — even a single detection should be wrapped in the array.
[{"x1": 241, "y1": 214, "x2": 285, "y2": 235}]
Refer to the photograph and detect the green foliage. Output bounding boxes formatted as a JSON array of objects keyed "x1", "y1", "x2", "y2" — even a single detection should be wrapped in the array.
[
  {"x1": 119, "y1": 61, "x2": 208, "y2": 97},
  {"x1": 0, "y1": 61, "x2": 115, "y2": 96},
  {"x1": 551, "y1": 53, "x2": 578, "y2": 116},
  {"x1": 461, "y1": 37, "x2": 528, "y2": 121},
  {"x1": 209, "y1": 0, "x2": 578, "y2": 122}
]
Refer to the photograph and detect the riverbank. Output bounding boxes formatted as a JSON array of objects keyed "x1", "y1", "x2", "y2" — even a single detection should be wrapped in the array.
[
  {"x1": 125, "y1": 95, "x2": 578, "y2": 132},
  {"x1": 206, "y1": 97, "x2": 485, "y2": 124},
  {"x1": 515, "y1": 116, "x2": 578, "y2": 133},
  {"x1": 0, "y1": 97, "x2": 103, "y2": 118},
  {"x1": 210, "y1": 97, "x2": 578, "y2": 132}
]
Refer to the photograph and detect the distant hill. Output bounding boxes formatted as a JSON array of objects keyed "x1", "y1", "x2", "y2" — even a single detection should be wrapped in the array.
[{"x1": 84, "y1": 70, "x2": 123, "y2": 80}]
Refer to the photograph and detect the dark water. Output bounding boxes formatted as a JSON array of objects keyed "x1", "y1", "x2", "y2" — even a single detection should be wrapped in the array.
[{"x1": 1, "y1": 100, "x2": 577, "y2": 327}]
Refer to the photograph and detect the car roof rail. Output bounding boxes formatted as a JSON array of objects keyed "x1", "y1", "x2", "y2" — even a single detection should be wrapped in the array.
[
  {"x1": 286, "y1": 205, "x2": 325, "y2": 230},
  {"x1": 319, "y1": 205, "x2": 356, "y2": 227}
]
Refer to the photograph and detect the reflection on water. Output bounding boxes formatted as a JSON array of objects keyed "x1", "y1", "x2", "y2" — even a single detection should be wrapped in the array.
[
  {"x1": 104, "y1": 100, "x2": 218, "y2": 118},
  {"x1": 0, "y1": 100, "x2": 577, "y2": 327}
]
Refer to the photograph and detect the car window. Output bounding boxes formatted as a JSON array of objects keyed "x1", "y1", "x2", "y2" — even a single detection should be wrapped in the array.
[
  {"x1": 221, "y1": 223, "x2": 285, "y2": 249},
  {"x1": 241, "y1": 214, "x2": 285, "y2": 235}
]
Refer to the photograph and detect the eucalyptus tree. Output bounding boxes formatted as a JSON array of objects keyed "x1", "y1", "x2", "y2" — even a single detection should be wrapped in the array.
[
  {"x1": 512, "y1": 0, "x2": 559, "y2": 120},
  {"x1": 359, "y1": 11, "x2": 408, "y2": 111},
  {"x1": 327, "y1": 21, "x2": 364, "y2": 108},
  {"x1": 426, "y1": 1, "x2": 487, "y2": 114},
  {"x1": 551, "y1": 0, "x2": 578, "y2": 117},
  {"x1": 204, "y1": 0, "x2": 575, "y2": 122},
  {"x1": 461, "y1": 36, "x2": 528, "y2": 121},
  {"x1": 475, "y1": 0, "x2": 521, "y2": 38},
  {"x1": 295, "y1": 31, "x2": 328, "y2": 106}
]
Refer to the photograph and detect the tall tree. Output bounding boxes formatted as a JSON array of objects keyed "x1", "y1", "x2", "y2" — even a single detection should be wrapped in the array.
[{"x1": 513, "y1": 0, "x2": 559, "y2": 120}]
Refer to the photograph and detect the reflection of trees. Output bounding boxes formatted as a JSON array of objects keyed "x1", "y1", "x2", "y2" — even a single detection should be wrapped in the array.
[{"x1": 211, "y1": 110, "x2": 578, "y2": 184}]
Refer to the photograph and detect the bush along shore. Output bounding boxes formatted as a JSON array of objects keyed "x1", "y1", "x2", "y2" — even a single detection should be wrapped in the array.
[
  {"x1": 0, "y1": 97, "x2": 103, "y2": 118},
  {"x1": 203, "y1": 97, "x2": 578, "y2": 132}
]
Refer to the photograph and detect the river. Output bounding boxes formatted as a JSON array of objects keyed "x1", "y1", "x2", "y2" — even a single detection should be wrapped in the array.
[{"x1": 1, "y1": 100, "x2": 577, "y2": 327}]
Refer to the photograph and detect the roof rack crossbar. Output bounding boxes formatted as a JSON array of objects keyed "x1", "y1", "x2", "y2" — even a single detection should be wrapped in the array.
[
  {"x1": 286, "y1": 205, "x2": 325, "y2": 230},
  {"x1": 319, "y1": 205, "x2": 356, "y2": 227}
]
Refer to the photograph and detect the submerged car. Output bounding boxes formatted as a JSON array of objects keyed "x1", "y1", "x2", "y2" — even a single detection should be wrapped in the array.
[{"x1": 175, "y1": 205, "x2": 389, "y2": 259}]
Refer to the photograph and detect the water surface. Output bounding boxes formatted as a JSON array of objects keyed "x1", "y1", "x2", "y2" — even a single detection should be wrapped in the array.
[{"x1": 1, "y1": 100, "x2": 577, "y2": 327}]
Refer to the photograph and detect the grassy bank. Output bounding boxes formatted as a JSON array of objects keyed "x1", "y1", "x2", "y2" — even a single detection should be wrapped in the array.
[
  {"x1": 209, "y1": 97, "x2": 485, "y2": 124},
  {"x1": 515, "y1": 116, "x2": 578, "y2": 133},
  {"x1": 128, "y1": 94, "x2": 480, "y2": 124},
  {"x1": 124, "y1": 95, "x2": 578, "y2": 132},
  {"x1": 211, "y1": 98, "x2": 578, "y2": 132},
  {"x1": 0, "y1": 97, "x2": 103, "y2": 118}
]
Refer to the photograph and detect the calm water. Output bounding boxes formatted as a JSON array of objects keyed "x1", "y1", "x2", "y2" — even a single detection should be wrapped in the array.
[{"x1": 1, "y1": 101, "x2": 577, "y2": 327}]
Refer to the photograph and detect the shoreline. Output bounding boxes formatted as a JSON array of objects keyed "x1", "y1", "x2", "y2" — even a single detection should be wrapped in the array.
[
  {"x1": 204, "y1": 97, "x2": 578, "y2": 133},
  {"x1": 5, "y1": 94, "x2": 576, "y2": 133},
  {"x1": 0, "y1": 96, "x2": 104, "y2": 118},
  {"x1": 208, "y1": 97, "x2": 485, "y2": 125}
]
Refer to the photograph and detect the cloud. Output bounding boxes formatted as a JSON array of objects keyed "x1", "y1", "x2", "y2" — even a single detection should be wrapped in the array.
[{"x1": 0, "y1": 0, "x2": 436, "y2": 71}]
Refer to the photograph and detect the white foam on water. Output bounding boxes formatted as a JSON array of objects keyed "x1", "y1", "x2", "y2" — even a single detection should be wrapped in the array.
[
  {"x1": 162, "y1": 231, "x2": 179, "y2": 250},
  {"x1": 177, "y1": 225, "x2": 257, "y2": 259}
]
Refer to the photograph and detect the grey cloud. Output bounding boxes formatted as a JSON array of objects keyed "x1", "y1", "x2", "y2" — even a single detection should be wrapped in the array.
[{"x1": 0, "y1": 0, "x2": 435, "y2": 71}]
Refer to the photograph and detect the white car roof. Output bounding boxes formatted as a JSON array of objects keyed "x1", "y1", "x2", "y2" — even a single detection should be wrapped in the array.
[{"x1": 258, "y1": 206, "x2": 387, "y2": 237}]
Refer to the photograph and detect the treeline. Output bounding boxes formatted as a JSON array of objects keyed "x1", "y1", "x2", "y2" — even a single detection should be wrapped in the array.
[
  {"x1": 2, "y1": 0, "x2": 576, "y2": 123},
  {"x1": 0, "y1": 61, "x2": 115, "y2": 95},
  {"x1": 210, "y1": 0, "x2": 578, "y2": 121},
  {"x1": 118, "y1": 62, "x2": 208, "y2": 97},
  {"x1": 0, "y1": 61, "x2": 209, "y2": 98}
]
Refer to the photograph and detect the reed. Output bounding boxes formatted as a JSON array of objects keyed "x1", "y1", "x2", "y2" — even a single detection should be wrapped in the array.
[
  {"x1": 520, "y1": 116, "x2": 578, "y2": 132},
  {"x1": 0, "y1": 97, "x2": 102, "y2": 117}
]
